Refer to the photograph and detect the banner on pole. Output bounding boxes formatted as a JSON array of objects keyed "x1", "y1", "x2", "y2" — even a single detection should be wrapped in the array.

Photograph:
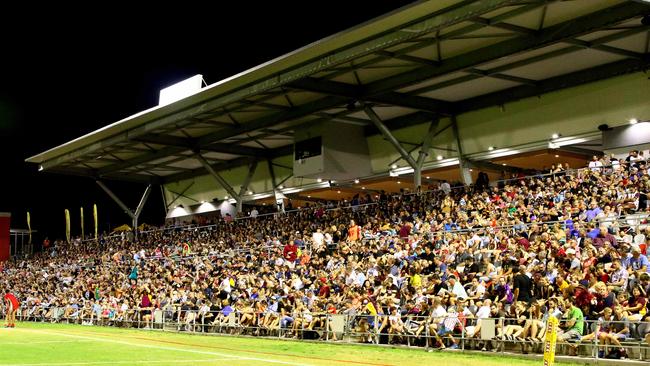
[
  {"x1": 93, "y1": 204, "x2": 98, "y2": 240},
  {"x1": 65, "y1": 209, "x2": 70, "y2": 243},
  {"x1": 543, "y1": 316, "x2": 559, "y2": 366},
  {"x1": 27, "y1": 212, "x2": 32, "y2": 244},
  {"x1": 80, "y1": 207, "x2": 85, "y2": 239}
]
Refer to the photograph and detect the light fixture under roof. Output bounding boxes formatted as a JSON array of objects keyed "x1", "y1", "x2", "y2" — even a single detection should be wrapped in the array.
[
  {"x1": 630, "y1": 118, "x2": 638, "y2": 125},
  {"x1": 278, "y1": 185, "x2": 284, "y2": 189},
  {"x1": 551, "y1": 133, "x2": 560, "y2": 139},
  {"x1": 436, "y1": 155, "x2": 443, "y2": 160},
  {"x1": 316, "y1": 178, "x2": 322, "y2": 183},
  {"x1": 488, "y1": 146, "x2": 495, "y2": 151},
  {"x1": 354, "y1": 179, "x2": 360, "y2": 184},
  {"x1": 391, "y1": 164, "x2": 398, "y2": 169}
]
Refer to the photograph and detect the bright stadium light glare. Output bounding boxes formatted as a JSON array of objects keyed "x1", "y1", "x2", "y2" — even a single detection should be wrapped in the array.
[{"x1": 159, "y1": 75, "x2": 203, "y2": 106}]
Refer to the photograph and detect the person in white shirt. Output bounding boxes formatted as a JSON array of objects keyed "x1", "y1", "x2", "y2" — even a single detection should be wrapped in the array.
[
  {"x1": 440, "y1": 180, "x2": 451, "y2": 195},
  {"x1": 312, "y1": 229, "x2": 324, "y2": 253},
  {"x1": 588, "y1": 155, "x2": 603, "y2": 173}
]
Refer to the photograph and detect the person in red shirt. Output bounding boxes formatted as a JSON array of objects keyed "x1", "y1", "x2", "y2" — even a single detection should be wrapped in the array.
[
  {"x1": 347, "y1": 220, "x2": 361, "y2": 242},
  {"x1": 283, "y1": 241, "x2": 298, "y2": 263},
  {"x1": 4, "y1": 292, "x2": 19, "y2": 328}
]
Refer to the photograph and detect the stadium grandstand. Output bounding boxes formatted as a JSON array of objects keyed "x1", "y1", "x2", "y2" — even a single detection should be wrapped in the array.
[{"x1": 3, "y1": 0, "x2": 650, "y2": 365}]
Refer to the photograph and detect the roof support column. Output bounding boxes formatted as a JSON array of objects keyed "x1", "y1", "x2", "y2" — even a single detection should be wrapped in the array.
[
  {"x1": 364, "y1": 105, "x2": 418, "y2": 169},
  {"x1": 267, "y1": 159, "x2": 284, "y2": 213},
  {"x1": 451, "y1": 116, "x2": 472, "y2": 186},
  {"x1": 96, "y1": 181, "x2": 151, "y2": 240},
  {"x1": 415, "y1": 118, "x2": 440, "y2": 192},
  {"x1": 195, "y1": 153, "x2": 240, "y2": 202},
  {"x1": 236, "y1": 161, "x2": 258, "y2": 213},
  {"x1": 96, "y1": 180, "x2": 135, "y2": 221}
]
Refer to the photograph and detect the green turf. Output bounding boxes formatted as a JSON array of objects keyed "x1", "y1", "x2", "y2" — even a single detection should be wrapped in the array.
[{"x1": 0, "y1": 322, "x2": 585, "y2": 366}]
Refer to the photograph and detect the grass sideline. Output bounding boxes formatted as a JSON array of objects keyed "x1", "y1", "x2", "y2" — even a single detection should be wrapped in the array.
[{"x1": 0, "y1": 322, "x2": 587, "y2": 366}]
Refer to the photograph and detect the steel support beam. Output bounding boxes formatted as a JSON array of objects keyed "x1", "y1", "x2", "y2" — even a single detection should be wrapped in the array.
[
  {"x1": 407, "y1": 26, "x2": 650, "y2": 96},
  {"x1": 195, "y1": 154, "x2": 240, "y2": 201},
  {"x1": 451, "y1": 116, "x2": 472, "y2": 186},
  {"x1": 364, "y1": 105, "x2": 417, "y2": 168},
  {"x1": 415, "y1": 118, "x2": 440, "y2": 191},
  {"x1": 289, "y1": 77, "x2": 454, "y2": 114},
  {"x1": 132, "y1": 184, "x2": 152, "y2": 239},
  {"x1": 134, "y1": 184, "x2": 152, "y2": 220},
  {"x1": 163, "y1": 145, "x2": 291, "y2": 183},
  {"x1": 96, "y1": 180, "x2": 135, "y2": 220},
  {"x1": 455, "y1": 57, "x2": 650, "y2": 113},
  {"x1": 364, "y1": 2, "x2": 650, "y2": 96},
  {"x1": 160, "y1": 185, "x2": 168, "y2": 215},
  {"x1": 236, "y1": 161, "x2": 258, "y2": 213}
]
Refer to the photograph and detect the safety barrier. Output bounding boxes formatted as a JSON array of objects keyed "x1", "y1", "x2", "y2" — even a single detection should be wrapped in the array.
[{"x1": 7, "y1": 306, "x2": 650, "y2": 360}]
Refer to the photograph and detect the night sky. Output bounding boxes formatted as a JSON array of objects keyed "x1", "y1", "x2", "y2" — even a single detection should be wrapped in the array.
[{"x1": 0, "y1": 2, "x2": 416, "y2": 242}]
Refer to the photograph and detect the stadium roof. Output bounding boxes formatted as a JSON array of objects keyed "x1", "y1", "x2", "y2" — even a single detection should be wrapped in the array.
[{"x1": 27, "y1": 0, "x2": 650, "y2": 184}]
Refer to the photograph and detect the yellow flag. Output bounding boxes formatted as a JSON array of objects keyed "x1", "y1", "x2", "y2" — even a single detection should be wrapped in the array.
[
  {"x1": 65, "y1": 209, "x2": 71, "y2": 243},
  {"x1": 27, "y1": 212, "x2": 32, "y2": 244},
  {"x1": 93, "y1": 204, "x2": 98, "y2": 240},
  {"x1": 80, "y1": 207, "x2": 85, "y2": 239},
  {"x1": 543, "y1": 316, "x2": 559, "y2": 366}
]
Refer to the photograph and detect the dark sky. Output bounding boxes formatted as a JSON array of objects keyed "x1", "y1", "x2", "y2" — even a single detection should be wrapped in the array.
[{"x1": 0, "y1": 1, "x2": 416, "y2": 241}]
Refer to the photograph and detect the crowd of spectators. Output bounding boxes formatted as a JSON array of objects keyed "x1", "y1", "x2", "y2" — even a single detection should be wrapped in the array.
[{"x1": 2, "y1": 151, "x2": 650, "y2": 358}]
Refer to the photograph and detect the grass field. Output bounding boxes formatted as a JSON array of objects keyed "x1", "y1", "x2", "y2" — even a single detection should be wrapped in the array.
[{"x1": 0, "y1": 322, "x2": 585, "y2": 366}]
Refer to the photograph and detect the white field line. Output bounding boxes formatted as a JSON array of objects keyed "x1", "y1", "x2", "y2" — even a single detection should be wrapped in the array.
[
  {"x1": 12, "y1": 328, "x2": 311, "y2": 366},
  {"x1": 2, "y1": 359, "x2": 237, "y2": 366},
  {"x1": 0, "y1": 340, "x2": 94, "y2": 345}
]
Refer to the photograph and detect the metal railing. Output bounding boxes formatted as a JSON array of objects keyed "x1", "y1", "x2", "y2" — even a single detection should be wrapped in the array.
[{"x1": 7, "y1": 306, "x2": 650, "y2": 360}]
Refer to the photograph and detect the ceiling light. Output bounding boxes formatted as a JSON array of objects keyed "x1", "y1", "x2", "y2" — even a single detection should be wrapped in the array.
[
  {"x1": 278, "y1": 185, "x2": 284, "y2": 189},
  {"x1": 555, "y1": 155, "x2": 559, "y2": 158},
  {"x1": 317, "y1": 178, "x2": 322, "y2": 183},
  {"x1": 224, "y1": 196, "x2": 228, "y2": 199},
  {"x1": 630, "y1": 118, "x2": 638, "y2": 125},
  {"x1": 488, "y1": 146, "x2": 495, "y2": 151},
  {"x1": 201, "y1": 200, "x2": 206, "y2": 204},
  {"x1": 248, "y1": 191, "x2": 253, "y2": 195},
  {"x1": 38, "y1": 165, "x2": 44, "y2": 172},
  {"x1": 391, "y1": 164, "x2": 398, "y2": 169},
  {"x1": 551, "y1": 133, "x2": 560, "y2": 139},
  {"x1": 354, "y1": 179, "x2": 360, "y2": 184},
  {"x1": 436, "y1": 155, "x2": 443, "y2": 160}
]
